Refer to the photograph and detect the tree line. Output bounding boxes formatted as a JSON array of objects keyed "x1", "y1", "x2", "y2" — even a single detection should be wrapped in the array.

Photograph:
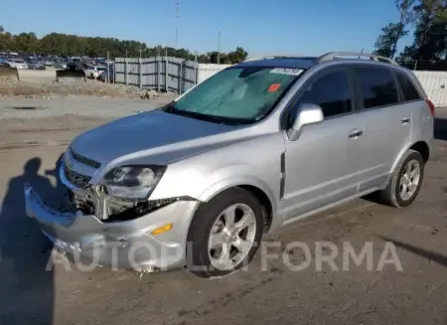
[
  {"x1": 0, "y1": 26, "x2": 248, "y2": 64},
  {"x1": 373, "y1": 0, "x2": 447, "y2": 69}
]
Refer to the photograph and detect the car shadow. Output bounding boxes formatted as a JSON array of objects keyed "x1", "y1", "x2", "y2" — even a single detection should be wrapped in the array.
[
  {"x1": 378, "y1": 235, "x2": 447, "y2": 268},
  {"x1": 434, "y1": 117, "x2": 447, "y2": 141},
  {"x1": 0, "y1": 157, "x2": 63, "y2": 324}
]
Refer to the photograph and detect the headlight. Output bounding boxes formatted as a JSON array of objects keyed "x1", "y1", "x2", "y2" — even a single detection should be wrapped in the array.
[{"x1": 101, "y1": 165, "x2": 166, "y2": 200}]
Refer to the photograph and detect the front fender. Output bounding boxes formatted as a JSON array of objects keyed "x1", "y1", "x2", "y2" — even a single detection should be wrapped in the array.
[{"x1": 197, "y1": 175, "x2": 279, "y2": 227}]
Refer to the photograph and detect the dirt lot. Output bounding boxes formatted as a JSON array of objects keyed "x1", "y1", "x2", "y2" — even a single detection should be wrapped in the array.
[
  {"x1": 0, "y1": 72, "x2": 168, "y2": 99},
  {"x1": 0, "y1": 100, "x2": 446, "y2": 325}
]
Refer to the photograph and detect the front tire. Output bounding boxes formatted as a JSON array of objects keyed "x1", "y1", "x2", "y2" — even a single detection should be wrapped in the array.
[
  {"x1": 379, "y1": 149, "x2": 425, "y2": 207},
  {"x1": 186, "y1": 188, "x2": 264, "y2": 278}
]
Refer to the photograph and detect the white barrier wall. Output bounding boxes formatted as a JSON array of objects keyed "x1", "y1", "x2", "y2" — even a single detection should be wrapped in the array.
[
  {"x1": 197, "y1": 63, "x2": 231, "y2": 84},
  {"x1": 413, "y1": 71, "x2": 447, "y2": 107}
]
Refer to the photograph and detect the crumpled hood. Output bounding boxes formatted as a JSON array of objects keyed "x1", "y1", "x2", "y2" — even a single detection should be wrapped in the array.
[{"x1": 70, "y1": 109, "x2": 242, "y2": 165}]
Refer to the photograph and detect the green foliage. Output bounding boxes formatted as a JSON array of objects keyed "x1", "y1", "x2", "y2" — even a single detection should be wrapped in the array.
[
  {"x1": 398, "y1": 0, "x2": 447, "y2": 62},
  {"x1": 206, "y1": 47, "x2": 248, "y2": 64},
  {"x1": 373, "y1": 0, "x2": 417, "y2": 58},
  {"x1": 373, "y1": 23, "x2": 408, "y2": 58},
  {"x1": 0, "y1": 26, "x2": 248, "y2": 64},
  {"x1": 374, "y1": 0, "x2": 447, "y2": 64}
]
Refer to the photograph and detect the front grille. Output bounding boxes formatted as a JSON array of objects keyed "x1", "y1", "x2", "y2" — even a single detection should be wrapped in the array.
[
  {"x1": 70, "y1": 147, "x2": 101, "y2": 168},
  {"x1": 64, "y1": 163, "x2": 91, "y2": 188}
]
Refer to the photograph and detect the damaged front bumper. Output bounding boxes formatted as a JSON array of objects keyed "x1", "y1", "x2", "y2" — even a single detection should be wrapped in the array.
[{"x1": 24, "y1": 183, "x2": 200, "y2": 271}]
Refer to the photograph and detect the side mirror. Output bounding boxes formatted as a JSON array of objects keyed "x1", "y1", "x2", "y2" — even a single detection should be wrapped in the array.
[{"x1": 287, "y1": 103, "x2": 324, "y2": 141}]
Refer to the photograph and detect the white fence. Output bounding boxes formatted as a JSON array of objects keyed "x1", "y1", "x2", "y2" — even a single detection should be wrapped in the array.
[
  {"x1": 197, "y1": 63, "x2": 231, "y2": 83},
  {"x1": 413, "y1": 71, "x2": 447, "y2": 107},
  {"x1": 113, "y1": 57, "x2": 229, "y2": 94},
  {"x1": 114, "y1": 57, "x2": 199, "y2": 94}
]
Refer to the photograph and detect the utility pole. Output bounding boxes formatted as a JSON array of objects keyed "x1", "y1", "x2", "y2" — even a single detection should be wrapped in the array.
[
  {"x1": 175, "y1": 0, "x2": 180, "y2": 49},
  {"x1": 217, "y1": 30, "x2": 221, "y2": 64},
  {"x1": 106, "y1": 51, "x2": 110, "y2": 84}
]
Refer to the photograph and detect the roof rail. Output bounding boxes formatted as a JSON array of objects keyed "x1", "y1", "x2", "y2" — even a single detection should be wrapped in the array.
[
  {"x1": 318, "y1": 51, "x2": 399, "y2": 65},
  {"x1": 243, "y1": 54, "x2": 304, "y2": 62}
]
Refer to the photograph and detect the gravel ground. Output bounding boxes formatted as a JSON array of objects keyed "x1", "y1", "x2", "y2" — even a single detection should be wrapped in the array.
[
  {"x1": 0, "y1": 103, "x2": 446, "y2": 325},
  {"x1": 0, "y1": 95, "x2": 174, "y2": 120}
]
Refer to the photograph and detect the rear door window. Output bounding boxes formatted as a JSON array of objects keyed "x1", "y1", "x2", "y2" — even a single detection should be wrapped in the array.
[
  {"x1": 355, "y1": 67, "x2": 399, "y2": 109},
  {"x1": 395, "y1": 71, "x2": 422, "y2": 101}
]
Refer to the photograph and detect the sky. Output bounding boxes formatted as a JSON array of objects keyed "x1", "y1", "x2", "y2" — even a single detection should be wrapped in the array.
[{"x1": 0, "y1": 0, "x2": 413, "y2": 56}]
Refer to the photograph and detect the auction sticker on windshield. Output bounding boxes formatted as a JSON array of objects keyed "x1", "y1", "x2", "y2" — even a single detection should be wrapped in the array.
[
  {"x1": 268, "y1": 83, "x2": 281, "y2": 92},
  {"x1": 270, "y1": 68, "x2": 304, "y2": 76}
]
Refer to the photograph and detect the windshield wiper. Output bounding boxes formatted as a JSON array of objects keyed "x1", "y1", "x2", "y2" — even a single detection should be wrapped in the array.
[
  {"x1": 162, "y1": 101, "x2": 176, "y2": 112},
  {"x1": 163, "y1": 103, "x2": 255, "y2": 125}
]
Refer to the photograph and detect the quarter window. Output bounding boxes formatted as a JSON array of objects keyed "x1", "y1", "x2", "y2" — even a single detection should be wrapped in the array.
[
  {"x1": 395, "y1": 72, "x2": 421, "y2": 101},
  {"x1": 356, "y1": 67, "x2": 399, "y2": 109},
  {"x1": 295, "y1": 70, "x2": 352, "y2": 118}
]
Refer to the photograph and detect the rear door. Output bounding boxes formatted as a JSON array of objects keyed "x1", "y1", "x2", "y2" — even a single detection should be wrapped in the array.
[{"x1": 353, "y1": 66, "x2": 412, "y2": 191}]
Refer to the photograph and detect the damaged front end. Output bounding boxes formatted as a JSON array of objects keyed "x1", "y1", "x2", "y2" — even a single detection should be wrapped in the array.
[
  {"x1": 62, "y1": 148, "x2": 196, "y2": 222},
  {"x1": 66, "y1": 183, "x2": 196, "y2": 223},
  {"x1": 25, "y1": 147, "x2": 200, "y2": 270}
]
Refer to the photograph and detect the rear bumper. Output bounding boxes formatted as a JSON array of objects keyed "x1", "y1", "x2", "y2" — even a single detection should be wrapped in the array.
[{"x1": 24, "y1": 184, "x2": 199, "y2": 271}]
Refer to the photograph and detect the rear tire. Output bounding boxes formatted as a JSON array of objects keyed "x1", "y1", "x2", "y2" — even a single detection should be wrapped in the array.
[
  {"x1": 378, "y1": 149, "x2": 424, "y2": 208},
  {"x1": 186, "y1": 188, "x2": 264, "y2": 279}
]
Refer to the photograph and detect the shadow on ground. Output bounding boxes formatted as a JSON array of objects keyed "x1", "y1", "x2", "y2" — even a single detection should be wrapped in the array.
[
  {"x1": 0, "y1": 157, "x2": 64, "y2": 324},
  {"x1": 434, "y1": 117, "x2": 447, "y2": 141},
  {"x1": 379, "y1": 235, "x2": 447, "y2": 268}
]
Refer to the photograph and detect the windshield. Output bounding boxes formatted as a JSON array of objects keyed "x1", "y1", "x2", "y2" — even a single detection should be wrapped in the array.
[{"x1": 166, "y1": 66, "x2": 303, "y2": 124}]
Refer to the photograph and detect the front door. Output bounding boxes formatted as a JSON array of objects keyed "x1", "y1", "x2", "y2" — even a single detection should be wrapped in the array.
[{"x1": 282, "y1": 68, "x2": 365, "y2": 222}]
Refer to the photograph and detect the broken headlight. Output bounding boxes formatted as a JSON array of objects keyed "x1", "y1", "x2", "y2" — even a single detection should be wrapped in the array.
[{"x1": 101, "y1": 165, "x2": 166, "y2": 200}]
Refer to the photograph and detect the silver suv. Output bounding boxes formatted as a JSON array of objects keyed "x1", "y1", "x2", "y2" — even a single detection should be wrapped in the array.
[{"x1": 25, "y1": 52, "x2": 434, "y2": 278}]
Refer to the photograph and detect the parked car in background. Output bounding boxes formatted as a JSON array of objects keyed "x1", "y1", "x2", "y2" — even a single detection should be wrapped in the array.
[
  {"x1": 99, "y1": 65, "x2": 114, "y2": 82},
  {"x1": 54, "y1": 61, "x2": 67, "y2": 69},
  {"x1": 85, "y1": 65, "x2": 107, "y2": 79},
  {"x1": 25, "y1": 60, "x2": 37, "y2": 69},
  {"x1": 26, "y1": 60, "x2": 46, "y2": 70},
  {"x1": 44, "y1": 59, "x2": 55, "y2": 67},
  {"x1": 67, "y1": 61, "x2": 87, "y2": 71},
  {"x1": 7, "y1": 59, "x2": 28, "y2": 69}
]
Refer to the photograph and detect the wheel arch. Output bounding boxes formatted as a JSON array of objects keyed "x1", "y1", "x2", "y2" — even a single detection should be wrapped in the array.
[
  {"x1": 409, "y1": 141, "x2": 430, "y2": 163},
  {"x1": 197, "y1": 177, "x2": 278, "y2": 232},
  {"x1": 388, "y1": 140, "x2": 430, "y2": 186}
]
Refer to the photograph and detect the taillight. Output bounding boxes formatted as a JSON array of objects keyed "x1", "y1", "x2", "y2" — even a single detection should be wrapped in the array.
[{"x1": 426, "y1": 99, "x2": 435, "y2": 117}]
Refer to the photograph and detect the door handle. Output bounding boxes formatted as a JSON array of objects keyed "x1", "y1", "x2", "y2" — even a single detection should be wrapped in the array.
[
  {"x1": 400, "y1": 117, "x2": 410, "y2": 124},
  {"x1": 348, "y1": 130, "x2": 363, "y2": 138}
]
